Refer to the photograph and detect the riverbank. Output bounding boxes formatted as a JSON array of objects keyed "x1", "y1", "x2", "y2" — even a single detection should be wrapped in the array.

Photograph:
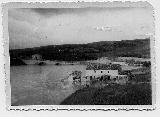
[
  {"x1": 60, "y1": 82, "x2": 152, "y2": 105},
  {"x1": 61, "y1": 69, "x2": 152, "y2": 105}
]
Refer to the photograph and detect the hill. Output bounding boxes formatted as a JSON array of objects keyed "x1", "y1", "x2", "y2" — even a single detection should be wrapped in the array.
[
  {"x1": 10, "y1": 58, "x2": 26, "y2": 66},
  {"x1": 9, "y1": 38, "x2": 150, "y2": 61},
  {"x1": 60, "y1": 83, "x2": 152, "y2": 105}
]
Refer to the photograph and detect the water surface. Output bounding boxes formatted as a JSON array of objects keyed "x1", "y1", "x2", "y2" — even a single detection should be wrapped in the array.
[{"x1": 11, "y1": 64, "x2": 86, "y2": 105}]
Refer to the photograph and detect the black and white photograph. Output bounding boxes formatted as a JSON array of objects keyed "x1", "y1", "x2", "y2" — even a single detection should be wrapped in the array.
[{"x1": 6, "y1": 2, "x2": 155, "y2": 107}]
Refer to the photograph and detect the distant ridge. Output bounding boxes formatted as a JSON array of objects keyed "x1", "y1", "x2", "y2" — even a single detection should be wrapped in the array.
[{"x1": 10, "y1": 38, "x2": 150, "y2": 61}]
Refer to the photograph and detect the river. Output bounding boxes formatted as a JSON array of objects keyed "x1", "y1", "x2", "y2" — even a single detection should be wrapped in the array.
[{"x1": 10, "y1": 65, "x2": 86, "y2": 105}]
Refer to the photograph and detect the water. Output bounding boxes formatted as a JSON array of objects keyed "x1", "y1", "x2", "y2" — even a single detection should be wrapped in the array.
[{"x1": 10, "y1": 64, "x2": 86, "y2": 105}]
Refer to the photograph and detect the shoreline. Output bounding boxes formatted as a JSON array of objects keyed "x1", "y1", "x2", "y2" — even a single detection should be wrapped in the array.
[{"x1": 60, "y1": 82, "x2": 152, "y2": 105}]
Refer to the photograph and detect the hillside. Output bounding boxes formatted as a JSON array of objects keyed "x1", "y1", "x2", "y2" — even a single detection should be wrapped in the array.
[
  {"x1": 60, "y1": 83, "x2": 152, "y2": 105},
  {"x1": 9, "y1": 38, "x2": 150, "y2": 61}
]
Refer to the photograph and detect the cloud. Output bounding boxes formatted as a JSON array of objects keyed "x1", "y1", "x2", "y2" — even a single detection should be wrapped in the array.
[
  {"x1": 8, "y1": 9, "x2": 50, "y2": 49},
  {"x1": 93, "y1": 26, "x2": 112, "y2": 32},
  {"x1": 8, "y1": 7, "x2": 154, "y2": 49},
  {"x1": 145, "y1": 33, "x2": 153, "y2": 36},
  {"x1": 30, "y1": 7, "x2": 136, "y2": 18},
  {"x1": 31, "y1": 8, "x2": 108, "y2": 17}
]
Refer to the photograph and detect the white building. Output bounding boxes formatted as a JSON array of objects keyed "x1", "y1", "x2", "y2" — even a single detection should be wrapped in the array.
[
  {"x1": 32, "y1": 54, "x2": 42, "y2": 60},
  {"x1": 66, "y1": 63, "x2": 128, "y2": 87},
  {"x1": 85, "y1": 69, "x2": 119, "y2": 78},
  {"x1": 81, "y1": 63, "x2": 128, "y2": 86}
]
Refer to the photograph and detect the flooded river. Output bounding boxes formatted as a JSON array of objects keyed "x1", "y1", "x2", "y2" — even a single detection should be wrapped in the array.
[{"x1": 10, "y1": 65, "x2": 86, "y2": 105}]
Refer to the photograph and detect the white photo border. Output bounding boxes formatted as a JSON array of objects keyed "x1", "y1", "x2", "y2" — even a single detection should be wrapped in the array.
[{"x1": 1, "y1": 1, "x2": 157, "y2": 111}]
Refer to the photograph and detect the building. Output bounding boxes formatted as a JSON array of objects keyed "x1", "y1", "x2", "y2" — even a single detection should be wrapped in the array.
[
  {"x1": 66, "y1": 63, "x2": 128, "y2": 87},
  {"x1": 85, "y1": 65, "x2": 119, "y2": 79},
  {"x1": 32, "y1": 54, "x2": 42, "y2": 60},
  {"x1": 81, "y1": 63, "x2": 128, "y2": 86}
]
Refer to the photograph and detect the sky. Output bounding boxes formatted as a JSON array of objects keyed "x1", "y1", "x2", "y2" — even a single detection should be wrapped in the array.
[{"x1": 8, "y1": 4, "x2": 154, "y2": 49}]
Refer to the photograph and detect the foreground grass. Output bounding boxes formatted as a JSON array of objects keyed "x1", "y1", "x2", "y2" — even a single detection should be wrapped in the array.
[{"x1": 60, "y1": 82, "x2": 152, "y2": 105}]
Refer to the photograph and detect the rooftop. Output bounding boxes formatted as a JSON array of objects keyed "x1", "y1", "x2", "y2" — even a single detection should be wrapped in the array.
[{"x1": 86, "y1": 63, "x2": 121, "y2": 70}]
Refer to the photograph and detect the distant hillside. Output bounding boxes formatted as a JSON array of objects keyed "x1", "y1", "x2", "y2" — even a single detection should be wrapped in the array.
[
  {"x1": 10, "y1": 58, "x2": 26, "y2": 66},
  {"x1": 9, "y1": 38, "x2": 150, "y2": 61}
]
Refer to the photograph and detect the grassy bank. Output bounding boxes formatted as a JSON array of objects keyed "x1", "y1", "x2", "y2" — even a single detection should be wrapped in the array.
[
  {"x1": 60, "y1": 83, "x2": 152, "y2": 105},
  {"x1": 61, "y1": 68, "x2": 152, "y2": 105}
]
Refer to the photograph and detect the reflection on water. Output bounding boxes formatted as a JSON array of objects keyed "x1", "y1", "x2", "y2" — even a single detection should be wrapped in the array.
[{"x1": 11, "y1": 65, "x2": 86, "y2": 105}]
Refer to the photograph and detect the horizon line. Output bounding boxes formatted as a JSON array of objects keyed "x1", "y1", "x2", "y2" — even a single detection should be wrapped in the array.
[{"x1": 9, "y1": 38, "x2": 150, "y2": 50}]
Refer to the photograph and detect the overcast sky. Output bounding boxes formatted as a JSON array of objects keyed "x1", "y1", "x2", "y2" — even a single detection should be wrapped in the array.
[{"x1": 8, "y1": 5, "x2": 154, "y2": 49}]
